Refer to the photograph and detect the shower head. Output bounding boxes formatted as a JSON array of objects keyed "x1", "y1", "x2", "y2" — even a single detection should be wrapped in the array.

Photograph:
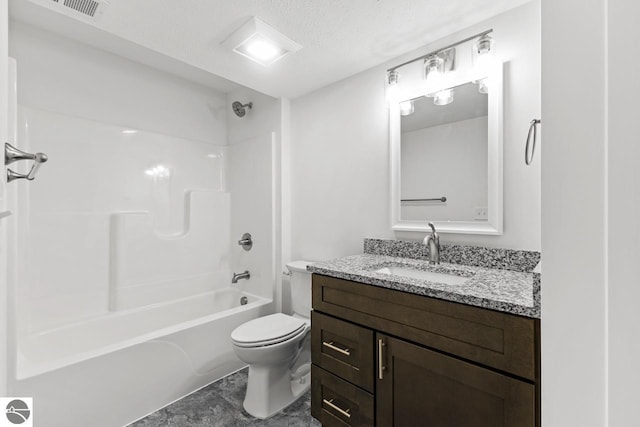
[{"x1": 232, "y1": 101, "x2": 253, "y2": 118}]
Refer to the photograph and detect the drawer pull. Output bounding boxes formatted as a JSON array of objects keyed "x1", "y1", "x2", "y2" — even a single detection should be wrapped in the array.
[
  {"x1": 323, "y1": 398, "x2": 352, "y2": 418},
  {"x1": 378, "y1": 338, "x2": 386, "y2": 380},
  {"x1": 322, "y1": 341, "x2": 351, "y2": 356}
]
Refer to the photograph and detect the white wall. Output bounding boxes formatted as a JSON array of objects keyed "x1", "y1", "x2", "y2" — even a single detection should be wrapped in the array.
[
  {"x1": 9, "y1": 22, "x2": 227, "y2": 143},
  {"x1": 607, "y1": 2, "x2": 640, "y2": 425},
  {"x1": 541, "y1": 0, "x2": 640, "y2": 426},
  {"x1": 226, "y1": 87, "x2": 284, "y2": 310},
  {"x1": 290, "y1": 0, "x2": 541, "y2": 262},
  {"x1": 291, "y1": 65, "x2": 392, "y2": 261},
  {"x1": 401, "y1": 116, "x2": 488, "y2": 221},
  {"x1": 0, "y1": 0, "x2": 8, "y2": 398},
  {"x1": 227, "y1": 134, "x2": 274, "y2": 301}
]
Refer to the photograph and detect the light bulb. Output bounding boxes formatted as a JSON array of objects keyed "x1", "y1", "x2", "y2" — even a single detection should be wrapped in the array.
[
  {"x1": 433, "y1": 89, "x2": 454, "y2": 106},
  {"x1": 474, "y1": 53, "x2": 492, "y2": 78},
  {"x1": 386, "y1": 70, "x2": 400, "y2": 105},
  {"x1": 478, "y1": 78, "x2": 489, "y2": 94},
  {"x1": 425, "y1": 72, "x2": 443, "y2": 96},
  {"x1": 475, "y1": 34, "x2": 494, "y2": 55},
  {"x1": 399, "y1": 100, "x2": 414, "y2": 116},
  {"x1": 245, "y1": 38, "x2": 279, "y2": 62},
  {"x1": 473, "y1": 34, "x2": 494, "y2": 80},
  {"x1": 424, "y1": 56, "x2": 444, "y2": 96}
]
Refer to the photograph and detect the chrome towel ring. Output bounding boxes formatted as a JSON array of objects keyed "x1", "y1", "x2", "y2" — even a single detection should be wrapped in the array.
[{"x1": 525, "y1": 119, "x2": 541, "y2": 165}]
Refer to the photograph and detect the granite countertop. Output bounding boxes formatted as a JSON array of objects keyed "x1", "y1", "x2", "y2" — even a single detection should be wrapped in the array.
[{"x1": 308, "y1": 253, "x2": 541, "y2": 319}]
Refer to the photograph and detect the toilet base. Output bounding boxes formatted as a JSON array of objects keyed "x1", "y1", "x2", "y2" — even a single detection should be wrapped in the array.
[{"x1": 243, "y1": 363, "x2": 311, "y2": 419}]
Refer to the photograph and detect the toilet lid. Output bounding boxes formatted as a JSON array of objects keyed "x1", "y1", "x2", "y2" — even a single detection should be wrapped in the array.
[{"x1": 231, "y1": 313, "x2": 307, "y2": 345}]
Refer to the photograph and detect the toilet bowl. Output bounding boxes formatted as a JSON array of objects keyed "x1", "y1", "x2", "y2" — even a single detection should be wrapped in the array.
[{"x1": 230, "y1": 261, "x2": 313, "y2": 419}]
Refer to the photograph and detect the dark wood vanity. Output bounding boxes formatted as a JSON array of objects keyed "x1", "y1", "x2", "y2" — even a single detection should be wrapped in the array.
[{"x1": 310, "y1": 274, "x2": 540, "y2": 427}]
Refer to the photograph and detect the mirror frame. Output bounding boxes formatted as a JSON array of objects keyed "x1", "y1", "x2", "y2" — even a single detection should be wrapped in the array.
[{"x1": 390, "y1": 62, "x2": 503, "y2": 235}]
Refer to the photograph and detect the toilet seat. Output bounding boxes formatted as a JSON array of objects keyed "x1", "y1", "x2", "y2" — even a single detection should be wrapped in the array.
[{"x1": 231, "y1": 313, "x2": 308, "y2": 348}]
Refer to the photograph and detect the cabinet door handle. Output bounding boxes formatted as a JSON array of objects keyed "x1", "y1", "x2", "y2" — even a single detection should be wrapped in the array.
[
  {"x1": 322, "y1": 341, "x2": 351, "y2": 356},
  {"x1": 378, "y1": 338, "x2": 386, "y2": 380},
  {"x1": 323, "y1": 398, "x2": 352, "y2": 418}
]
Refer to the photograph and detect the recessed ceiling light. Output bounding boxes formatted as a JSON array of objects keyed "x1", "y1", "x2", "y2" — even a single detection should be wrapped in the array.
[
  {"x1": 240, "y1": 35, "x2": 283, "y2": 62},
  {"x1": 222, "y1": 17, "x2": 302, "y2": 66}
]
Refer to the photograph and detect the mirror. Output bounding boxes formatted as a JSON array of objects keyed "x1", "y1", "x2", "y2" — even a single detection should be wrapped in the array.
[{"x1": 390, "y1": 64, "x2": 503, "y2": 234}]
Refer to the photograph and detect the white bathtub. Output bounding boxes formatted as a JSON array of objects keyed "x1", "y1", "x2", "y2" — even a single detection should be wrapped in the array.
[{"x1": 10, "y1": 288, "x2": 273, "y2": 427}]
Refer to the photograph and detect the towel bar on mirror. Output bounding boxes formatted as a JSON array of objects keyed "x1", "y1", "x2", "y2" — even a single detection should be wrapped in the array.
[{"x1": 401, "y1": 197, "x2": 447, "y2": 203}]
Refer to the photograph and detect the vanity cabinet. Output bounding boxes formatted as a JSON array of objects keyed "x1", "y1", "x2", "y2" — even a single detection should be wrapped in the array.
[{"x1": 310, "y1": 274, "x2": 540, "y2": 427}]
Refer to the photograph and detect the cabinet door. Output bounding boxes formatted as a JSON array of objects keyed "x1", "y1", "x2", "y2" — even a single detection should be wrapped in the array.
[{"x1": 376, "y1": 334, "x2": 535, "y2": 427}]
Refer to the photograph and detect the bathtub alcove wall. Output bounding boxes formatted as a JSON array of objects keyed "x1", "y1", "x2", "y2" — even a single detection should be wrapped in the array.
[{"x1": 6, "y1": 22, "x2": 279, "y2": 427}]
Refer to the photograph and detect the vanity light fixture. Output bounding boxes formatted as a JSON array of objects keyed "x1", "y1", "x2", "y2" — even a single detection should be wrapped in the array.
[
  {"x1": 424, "y1": 55, "x2": 444, "y2": 97},
  {"x1": 399, "y1": 100, "x2": 415, "y2": 116},
  {"x1": 473, "y1": 33, "x2": 495, "y2": 92},
  {"x1": 474, "y1": 33, "x2": 494, "y2": 56},
  {"x1": 424, "y1": 48, "x2": 456, "y2": 97},
  {"x1": 433, "y1": 88, "x2": 454, "y2": 106},
  {"x1": 222, "y1": 17, "x2": 302, "y2": 66},
  {"x1": 387, "y1": 29, "x2": 493, "y2": 98},
  {"x1": 387, "y1": 69, "x2": 399, "y2": 85},
  {"x1": 386, "y1": 70, "x2": 400, "y2": 104},
  {"x1": 478, "y1": 79, "x2": 489, "y2": 94}
]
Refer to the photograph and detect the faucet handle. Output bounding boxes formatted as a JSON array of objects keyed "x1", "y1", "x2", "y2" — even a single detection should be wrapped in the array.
[
  {"x1": 238, "y1": 233, "x2": 253, "y2": 251},
  {"x1": 427, "y1": 222, "x2": 439, "y2": 247},
  {"x1": 428, "y1": 222, "x2": 437, "y2": 234}
]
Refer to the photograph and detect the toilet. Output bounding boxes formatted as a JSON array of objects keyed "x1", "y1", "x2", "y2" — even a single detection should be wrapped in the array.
[{"x1": 231, "y1": 260, "x2": 313, "y2": 419}]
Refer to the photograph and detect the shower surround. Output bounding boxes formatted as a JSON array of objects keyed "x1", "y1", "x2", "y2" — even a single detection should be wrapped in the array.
[
  {"x1": 4, "y1": 23, "x2": 281, "y2": 427},
  {"x1": 7, "y1": 104, "x2": 276, "y2": 427}
]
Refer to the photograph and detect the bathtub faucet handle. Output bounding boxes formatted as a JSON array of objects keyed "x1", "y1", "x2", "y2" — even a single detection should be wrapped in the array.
[{"x1": 238, "y1": 233, "x2": 253, "y2": 251}]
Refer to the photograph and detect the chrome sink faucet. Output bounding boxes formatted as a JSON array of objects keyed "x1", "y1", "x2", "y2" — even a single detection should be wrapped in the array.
[
  {"x1": 423, "y1": 222, "x2": 440, "y2": 265},
  {"x1": 232, "y1": 270, "x2": 250, "y2": 283}
]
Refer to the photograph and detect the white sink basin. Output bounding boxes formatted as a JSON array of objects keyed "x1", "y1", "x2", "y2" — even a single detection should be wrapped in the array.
[{"x1": 374, "y1": 266, "x2": 469, "y2": 286}]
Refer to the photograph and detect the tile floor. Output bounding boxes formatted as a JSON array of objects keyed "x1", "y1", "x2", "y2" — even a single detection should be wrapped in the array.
[{"x1": 129, "y1": 368, "x2": 321, "y2": 427}]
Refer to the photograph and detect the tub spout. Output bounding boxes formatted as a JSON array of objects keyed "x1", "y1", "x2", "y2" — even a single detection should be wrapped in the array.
[{"x1": 232, "y1": 271, "x2": 250, "y2": 283}]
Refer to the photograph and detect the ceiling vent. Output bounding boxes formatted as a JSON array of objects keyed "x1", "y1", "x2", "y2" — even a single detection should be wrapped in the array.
[
  {"x1": 29, "y1": 0, "x2": 109, "y2": 20},
  {"x1": 63, "y1": 0, "x2": 101, "y2": 17}
]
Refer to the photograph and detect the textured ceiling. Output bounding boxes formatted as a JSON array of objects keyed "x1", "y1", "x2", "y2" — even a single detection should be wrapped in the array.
[{"x1": 10, "y1": 0, "x2": 531, "y2": 98}]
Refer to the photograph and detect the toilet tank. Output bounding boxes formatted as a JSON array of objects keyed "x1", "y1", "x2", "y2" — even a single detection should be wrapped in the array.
[{"x1": 286, "y1": 260, "x2": 313, "y2": 318}]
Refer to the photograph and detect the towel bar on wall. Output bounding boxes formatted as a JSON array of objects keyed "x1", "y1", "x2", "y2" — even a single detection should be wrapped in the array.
[{"x1": 5, "y1": 142, "x2": 49, "y2": 183}]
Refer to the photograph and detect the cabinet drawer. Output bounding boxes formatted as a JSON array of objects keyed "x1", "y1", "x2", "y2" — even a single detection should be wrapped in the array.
[
  {"x1": 311, "y1": 311, "x2": 374, "y2": 392},
  {"x1": 311, "y1": 364, "x2": 374, "y2": 427},
  {"x1": 313, "y1": 274, "x2": 538, "y2": 381}
]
